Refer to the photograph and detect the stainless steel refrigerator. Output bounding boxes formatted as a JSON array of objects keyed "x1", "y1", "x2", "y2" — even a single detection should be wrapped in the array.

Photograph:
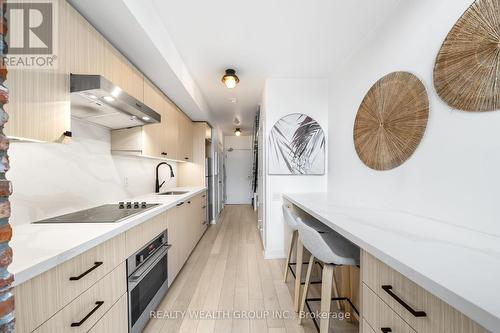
[{"x1": 205, "y1": 157, "x2": 213, "y2": 223}]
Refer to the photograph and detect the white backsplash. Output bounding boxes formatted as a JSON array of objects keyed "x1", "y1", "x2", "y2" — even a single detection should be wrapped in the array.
[{"x1": 8, "y1": 118, "x2": 178, "y2": 226}]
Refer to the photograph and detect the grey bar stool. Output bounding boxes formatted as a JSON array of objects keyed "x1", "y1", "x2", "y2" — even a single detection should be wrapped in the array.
[
  {"x1": 296, "y1": 216, "x2": 359, "y2": 332},
  {"x1": 282, "y1": 203, "x2": 330, "y2": 312}
]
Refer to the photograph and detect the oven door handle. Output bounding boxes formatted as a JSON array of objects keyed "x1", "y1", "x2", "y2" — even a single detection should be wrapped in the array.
[{"x1": 128, "y1": 244, "x2": 170, "y2": 286}]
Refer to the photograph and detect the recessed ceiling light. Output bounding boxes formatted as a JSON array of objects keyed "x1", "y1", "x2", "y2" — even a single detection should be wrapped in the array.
[
  {"x1": 142, "y1": 116, "x2": 151, "y2": 121},
  {"x1": 222, "y1": 69, "x2": 239, "y2": 89},
  {"x1": 103, "y1": 96, "x2": 115, "y2": 102},
  {"x1": 234, "y1": 128, "x2": 241, "y2": 136}
]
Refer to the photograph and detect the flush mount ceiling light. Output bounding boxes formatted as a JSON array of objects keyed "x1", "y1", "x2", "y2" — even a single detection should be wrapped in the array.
[
  {"x1": 234, "y1": 128, "x2": 241, "y2": 136},
  {"x1": 222, "y1": 69, "x2": 239, "y2": 89}
]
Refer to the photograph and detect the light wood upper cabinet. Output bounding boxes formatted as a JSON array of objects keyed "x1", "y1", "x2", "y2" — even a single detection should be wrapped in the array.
[
  {"x1": 178, "y1": 112, "x2": 193, "y2": 161},
  {"x1": 178, "y1": 122, "x2": 210, "y2": 187},
  {"x1": 5, "y1": 0, "x2": 195, "y2": 160},
  {"x1": 5, "y1": 0, "x2": 143, "y2": 142},
  {"x1": 164, "y1": 99, "x2": 179, "y2": 160},
  {"x1": 105, "y1": 47, "x2": 144, "y2": 102},
  {"x1": 142, "y1": 79, "x2": 167, "y2": 158},
  {"x1": 111, "y1": 85, "x2": 195, "y2": 162}
]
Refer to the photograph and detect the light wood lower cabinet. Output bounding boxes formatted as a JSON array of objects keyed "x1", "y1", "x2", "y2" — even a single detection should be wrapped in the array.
[
  {"x1": 167, "y1": 203, "x2": 182, "y2": 285},
  {"x1": 362, "y1": 283, "x2": 417, "y2": 333},
  {"x1": 33, "y1": 263, "x2": 126, "y2": 333},
  {"x1": 14, "y1": 234, "x2": 126, "y2": 333},
  {"x1": 125, "y1": 210, "x2": 168, "y2": 257},
  {"x1": 361, "y1": 250, "x2": 489, "y2": 333},
  {"x1": 88, "y1": 293, "x2": 128, "y2": 333},
  {"x1": 16, "y1": 196, "x2": 207, "y2": 332},
  {"x1": 167, "y1": 192, "x2": 207, "y2": 285},
  {"x1": 362, "y1": 319, "x2": 378, "y2": 333}
]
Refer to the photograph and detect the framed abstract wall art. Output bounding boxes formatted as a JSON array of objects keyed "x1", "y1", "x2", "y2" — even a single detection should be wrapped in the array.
[{"x1": 268, "y1": 113, "x2": 325, "y2": 175}]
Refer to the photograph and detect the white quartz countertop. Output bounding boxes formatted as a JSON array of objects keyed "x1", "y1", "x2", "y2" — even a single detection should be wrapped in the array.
[
  {"x1": 10, "y1": 186, "x2": 206, "y2": 286},
  {"x1": 284, "y1": 192, "x2": 500, "y2": 333}
]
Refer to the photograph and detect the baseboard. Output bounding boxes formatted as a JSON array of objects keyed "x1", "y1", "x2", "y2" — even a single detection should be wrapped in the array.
[{"x1": 263, "y1": 249, "x2": 286, "y2": 259}]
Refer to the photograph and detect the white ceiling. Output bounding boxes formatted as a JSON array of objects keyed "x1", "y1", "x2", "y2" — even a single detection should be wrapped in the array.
[
  {"x1": 151, "y1": 0, "x2": 400, "y2": 135},
  {"x1": 69, "y1": 0, "x2": 401, "y2": 135}
]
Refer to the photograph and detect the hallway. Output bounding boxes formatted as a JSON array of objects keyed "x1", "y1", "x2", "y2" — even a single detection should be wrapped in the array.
[{"x1": 144, "y1": 205, "x2": 357, "y2": 333}]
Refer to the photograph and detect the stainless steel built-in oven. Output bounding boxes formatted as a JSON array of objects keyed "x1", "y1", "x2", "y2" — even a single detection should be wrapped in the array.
[{"x1": 127, "y1": 230, "x2": 170, "y2": 333}]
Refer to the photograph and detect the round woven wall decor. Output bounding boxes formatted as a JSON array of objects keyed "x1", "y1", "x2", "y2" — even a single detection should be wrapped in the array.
[
  {"x1": 353, "y1": 72, "x2": 429, "y2": 171},
  {"x1": 434, "y1": 0, "x2": 500, "y2": 112}
]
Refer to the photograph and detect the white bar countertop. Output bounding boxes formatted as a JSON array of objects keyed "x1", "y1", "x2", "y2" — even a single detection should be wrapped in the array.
[
  {"x1": 284, "y1": 192, "x2": 500, "y2": 333},
  {"x1": 10, "y1": 186, "x2": 206, "y2": 286}
]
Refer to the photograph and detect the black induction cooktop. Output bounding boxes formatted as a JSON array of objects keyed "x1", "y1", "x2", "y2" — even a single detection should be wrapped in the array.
[{"x1": 33, "y1": 202, "x2": 160, "y2": 224}]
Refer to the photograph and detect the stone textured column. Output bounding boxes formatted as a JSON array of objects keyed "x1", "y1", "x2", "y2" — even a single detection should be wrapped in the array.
[{"x1": 0, "y1": 0, "x2": 14, "y2": 331}]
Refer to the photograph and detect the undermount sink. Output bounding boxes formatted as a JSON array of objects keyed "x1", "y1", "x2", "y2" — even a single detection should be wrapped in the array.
[{"x1": 158, "y1": 191, "x2": 189, "y2": 196}]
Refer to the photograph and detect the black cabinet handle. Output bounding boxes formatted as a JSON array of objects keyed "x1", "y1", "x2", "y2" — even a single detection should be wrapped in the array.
[
  {"x1": 70, "y1": 301, "x2": 104, "y2": 327},
  {"x1": 381, "y1": 328, "x2": 392, "y2": 333},
  {"x1": 382, "y1": 285, "x2": 427, "y2": 317},
  {"x1": 202, "y1": 205, "x2": 206, "y2": 209},
  {"x1": 176, "y1": 202, "x2": 184, "y2": 207},
  {"x1": 202, "y1": 195, "x2": 206, "y2": 198},
  {"x1": 161, "y1": 152, "x2": 167, "y2": 156},
  {"x1": 69, "y1": 262, "x2": 103, "y2": 281},
  {"x1": 63, "y1": 131, "x2": 72, "y2": 137},
  {"x1": 185, "y1": 157, "x2": 189, "y2": 160}
]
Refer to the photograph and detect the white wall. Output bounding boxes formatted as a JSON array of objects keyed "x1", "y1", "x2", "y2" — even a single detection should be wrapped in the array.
[
  {"x1": 8, "y1": 118, "x2": 177, "y2": 226},
  {"x1": 224, "y1": 135, "x2": 252, "y2": 150},
  {"x1": 262, "y1": 78, "x2": 329, "y2": 258},
  {"x1": 328, "y1": 0, "x2": 500, "y2": 236}
]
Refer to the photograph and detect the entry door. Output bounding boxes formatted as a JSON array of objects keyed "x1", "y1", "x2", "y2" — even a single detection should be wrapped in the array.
[{"x1": 225, "y1": 149, "x2": 253, "y2": 204}]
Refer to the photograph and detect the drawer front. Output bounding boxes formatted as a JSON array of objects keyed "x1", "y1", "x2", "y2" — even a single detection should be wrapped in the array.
[
  {"x1": 362, "y1": 319, "x2": 377, "y2": 333},
  {"x1": 363, "y1": 283, "x2": 417, "y2": 333},
  {"x1": 34, "y1": 263, "x2": 126, "y2": 333},
  {"x1": 15, "y1": 234, "x2": 126, "y2": 333},
  {"x1": 125, "y1": 211, "x2": 168, "y2": 257},
  {"x1": 198, "y1": 192, "x2": 208, "y2": 224},
  {"x1": 88, "y1": 293, "x2": 128, "y2": 333},
  {"x1": 361, "y1": 251, "x2": 489, "y2": 333}
]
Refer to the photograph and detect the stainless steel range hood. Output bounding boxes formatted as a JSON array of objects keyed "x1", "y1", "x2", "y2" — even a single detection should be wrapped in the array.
[{"x1": 70, "y1": 74, "x2": 161, "y2": 129}]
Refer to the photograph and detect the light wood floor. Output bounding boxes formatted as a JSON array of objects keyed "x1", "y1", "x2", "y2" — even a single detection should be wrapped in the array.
[{"x1": 144, "y1": 205, "x2": 358, "y2": 333}]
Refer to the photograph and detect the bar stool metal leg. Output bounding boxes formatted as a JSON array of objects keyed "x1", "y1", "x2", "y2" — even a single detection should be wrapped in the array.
[
  {"x1": 294, "y1": 238, "x2": 304, "y2": 312},
  {"x1": 298, "y1": 255, "x2": 315, "y2": 325},
  {"x1": 320, "y1": 264, "x2": 334, "y2": 333},
  {"x1": 284, "y1": 230, "x2": 298, "y2": 282}
]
